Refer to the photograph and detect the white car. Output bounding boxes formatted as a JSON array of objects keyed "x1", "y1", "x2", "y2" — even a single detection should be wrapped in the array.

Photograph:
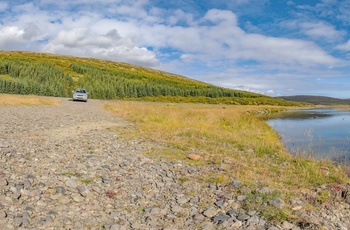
[{"x1": 73, "y1": 88, "x2": 88, "y2": 102}]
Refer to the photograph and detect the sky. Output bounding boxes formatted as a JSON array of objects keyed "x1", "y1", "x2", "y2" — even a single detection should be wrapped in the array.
[{"x1": 1, "y1": 0, "x2": 350, "y2": 98}]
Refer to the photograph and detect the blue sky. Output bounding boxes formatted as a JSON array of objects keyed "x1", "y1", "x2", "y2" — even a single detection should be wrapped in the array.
[{"x1": 1, "y1": 0, "x2": 350, "y2": 98}]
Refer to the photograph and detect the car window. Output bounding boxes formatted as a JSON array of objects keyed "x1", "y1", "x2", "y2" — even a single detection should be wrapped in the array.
[{"x1": 75, "y1": 89, "x2": 86, "y2": 93}]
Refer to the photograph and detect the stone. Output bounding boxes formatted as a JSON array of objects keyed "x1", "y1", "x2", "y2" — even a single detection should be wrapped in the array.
[
  {"x1": 0, "y1": 210, "x2": 7, "y2": 218},
  {"x1": 77, "y1": 186, "x2": 89, "y2": 197},
  {"x1": 47, "y1": 188, "x2": 57, "y2": 194},
  {"x1": 247, "y1": 215, "x2": 260, "y2": 224},
  {"x1": 232, "y1": 220, "x2": 243, "y2": 228},
  {"x1": 36, "y1": 199, "x2": 47, "y2": 206},
  {"x1": 258, "y1": 187, "x2": 271, "y2": 194},
  {"x1": 248, "y1": 210, "x2": 257, "y2": 216},
  {"x1": 150, "y1": 207, "x2": 162, "y2": 216},
  {"x1": 0, "y1": 143, "x2": 9, "y2": 148},
  {"x1": 55, "y1": 186, "x2": 66, "y2": 194},
  {"x1": 110, "y1": 224, "x2": 123, "y2": 230},
  {"x1": 14, "y1": 217, "x2": 23, "y2": 227},
  {"x1": 215, "y1": 199, "x2": 225, "y2": 207},
  {"x1": 193, "y1": 214, "x2": 205, "y2": 221},
  {"x1": 212, "y1": 214, "x2": 230, "y2": 223},
  {"x1": 28, "y1": 189, "x2": 41, "y2": 197},
  {"x1": 65, "y1": 179, "x2": 77, "y2": 188},
  {"x1": 187, "y1": 154, "x2": 201, "y2": 161},
  {"x1": 269, "y1": 198, "x2": 285, "y2": 209},
  {"x1": 237, "y1": 195, "x2": 247, "y2": 201},
  {"x1": 23, "y1": 180, "x2": 31, "y2": 187},
  {"x1": 292, "y1": 206, "x2": 303, "y2": 211},
  {"x1": 237, "y1": 214, "x2": 250, "y2": 220},
  {"x1": 229, "y1": 180, "x2": 240, "y2": 189},
  {"x1": 57, "y1": 196, "x2": 71, "y2": 204},
  {"x1": 203, "y1": 207, "x2": 218, "y2": 218},
  {"x1": 15, "y1": 183, "x2": 24, "y2": 190},
  {"x1": 282, "y1": 221, "x2": 295, "y2": 229},
  {"x1": 176, "y1": 196, "x2": 189, "y2": 204},
  {"x1": 71, "y1": 193, "x2": 85, "y2": 202},
  {"x1": 200, "y1": 221, "x2": 214, "y2": 230},
  {"x1": 0, "y1": 178, "x2": 8, "y2": 186},
  {"x1": 171, "y1": 205, "x2": 183, "y2": 213},
  {"x1": 166, "y1": 214, "x2": 177, "y2": 220},
  {"x1": 227, "y1": 209, "x2": 238, "y2": 217}
]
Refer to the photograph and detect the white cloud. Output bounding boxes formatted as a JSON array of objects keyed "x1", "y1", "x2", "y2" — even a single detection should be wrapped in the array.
[
  {"x1": 201, "y1": 9, "x2": 238, "y2": 25},
  {"x1": 166, "y1": 9, "x2": 194, "y2": 26},
  {"x1": 0, "y1": 26, "x2": 24, "y2": 48},
  {"x1": 300, "y1": 22, "x2": 341, "y2": 40},
  {"x1": 42, "y1": 27, "x2": 159, "y2": 66},
  {"x1": 22, "y1": 23, "x2": 40, "y2": 40},
  {"x1": 336, "y1": 40, "x2": 350, "y2": 51},
  {"x1": 280, "y1": 19, "x2": 344, "y2": 42},
  {"x1": 1, "y1": 2, "x2": 340, "y2": 69}
]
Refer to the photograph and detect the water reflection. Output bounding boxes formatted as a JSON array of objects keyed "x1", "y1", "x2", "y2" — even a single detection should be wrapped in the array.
[{"x1": 267, "y1": 108, "x2": 350, "y2": 163}]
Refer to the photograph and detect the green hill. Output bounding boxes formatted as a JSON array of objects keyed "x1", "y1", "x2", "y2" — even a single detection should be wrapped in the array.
[
  {"x1": 278, "y1": 95, "x2": 350, "y2": 105},
  {"x1": 0, "y1": 51, "x2": 303, "y2": 105}
]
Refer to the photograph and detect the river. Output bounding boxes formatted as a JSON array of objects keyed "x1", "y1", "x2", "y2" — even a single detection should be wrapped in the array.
[{"x1": 267, "y1": 108, "x2": 350, "y2": 163}]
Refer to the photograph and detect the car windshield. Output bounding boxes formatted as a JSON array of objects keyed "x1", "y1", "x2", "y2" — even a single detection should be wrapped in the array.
[{"x1": 76, "y1": 89, "x2": 86, "y2": 93}]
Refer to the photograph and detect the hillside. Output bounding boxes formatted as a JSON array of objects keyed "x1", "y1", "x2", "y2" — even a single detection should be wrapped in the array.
[
  {"x1": 0, "y1": 51, "x2": 303, "y2": 106},
  {"x1": 278, "y1": 95, "x2": 350, "y2": 105}
]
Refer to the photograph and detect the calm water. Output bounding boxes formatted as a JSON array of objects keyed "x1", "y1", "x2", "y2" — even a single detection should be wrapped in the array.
[{"x1": 267, "y1": 108, "x2": 350, "y2": 162}]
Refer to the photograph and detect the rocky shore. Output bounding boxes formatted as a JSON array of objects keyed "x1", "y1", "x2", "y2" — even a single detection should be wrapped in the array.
[{"x1": 0, "y1": 98, "x2": 349, "y2": 229}]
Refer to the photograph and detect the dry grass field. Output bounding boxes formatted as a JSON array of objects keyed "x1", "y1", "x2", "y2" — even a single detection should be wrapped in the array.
[
  {"x1": 0, "y1": 94, "x2": 60, "y2": 106},
  {"x1": 105, "y1": 101, "x2": 349, "y2": 193}
]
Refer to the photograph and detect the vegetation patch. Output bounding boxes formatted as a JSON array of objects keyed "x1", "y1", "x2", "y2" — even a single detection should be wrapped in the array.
[
  {"x1": 81, "y1": 179, "x2": 93, "y2": 185},
  {"x1": 0, "y1": 93, "x2": 60, "y2": 106},
  {"x1": 105, "y1": 101, "x2": 349, "y2": 221},
  {"x1": 0, "y1": 51, "x2": 307, "y2": 106}
]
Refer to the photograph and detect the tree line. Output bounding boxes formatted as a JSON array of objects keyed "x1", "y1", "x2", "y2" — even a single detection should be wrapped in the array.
[
  {"x1": 71, "y1": 64, "x2": 261, "y2": 100},
  {"x1": 0, "y1": 59, "x2": 74, "y2": 97},
  {"x1": 0, "y1": 59, "x2": 266, "y2": 101}
]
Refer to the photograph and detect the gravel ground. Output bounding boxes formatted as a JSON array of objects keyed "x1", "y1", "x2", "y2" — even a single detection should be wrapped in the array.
[{"x1": 0, "y1": 98, "x2": 350, "y2": 229}]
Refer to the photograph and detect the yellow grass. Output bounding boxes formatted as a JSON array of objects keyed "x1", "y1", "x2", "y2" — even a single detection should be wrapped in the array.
[
  {"x1": 105, "y1": 101, "x2": 349, "y2": 194},
  {"x1": 0, "y1": 94, "x2": 60, "y2": 106}
]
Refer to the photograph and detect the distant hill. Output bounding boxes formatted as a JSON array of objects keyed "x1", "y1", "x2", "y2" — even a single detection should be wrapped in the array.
[
  {"x1": 278, "y1": 95, "x2": 350, "y2": 105},
  {"x1": 0, "y1": 50, "x2": 304, "y2": 106}
]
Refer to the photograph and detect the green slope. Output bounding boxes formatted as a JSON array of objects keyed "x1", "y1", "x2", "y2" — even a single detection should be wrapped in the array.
[
  {"x1": 279, "y1": 95, "x2": 350, "y2": 105},
  {"x1": 0, "y1": 50, "x2": 303, "y2": 105}
]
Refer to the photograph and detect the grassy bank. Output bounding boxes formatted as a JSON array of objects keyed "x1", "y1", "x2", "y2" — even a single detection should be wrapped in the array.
[
  {"x1": 105, "y1": 101, "x2": 349, "y2": 221},
  {"x1": 0, "y1": 94, "x2": 60, "y2": 106}
]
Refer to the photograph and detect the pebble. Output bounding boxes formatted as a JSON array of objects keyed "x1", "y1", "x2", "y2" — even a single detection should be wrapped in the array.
[
  {"x1": 0, "y1": 178, "x2": 8, "y2": 186},
  {"x1": 232, "y1": 220, "x2": 243, "y2": 228},
  {"x1": 203, "y1": 207, "x2": 218, "y2": 218},
  {"x1": 237, "y1": 214, "x2": 250, "y2": 220},
  {"x1": 269, "y1": 198, "x2": 285, "y2": 209},
  {"x1": 0, "y1": 210, "x2": 7, "y2": 218},
  {"x1": 247, "y1": 215, "x2": 260, "y2": 224},
  {"x1": 282, "y1": 221, "x2": 295, "y2": 229},
  {"x1": 193, "y1": 214, "x2": 205, "y2": 221},
  {"x1": 212, "y1": 214, "x2": 230, "y2": 223},
  {"x1": 237, "y1": 195, "x2": 247, "y2": 201}
]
